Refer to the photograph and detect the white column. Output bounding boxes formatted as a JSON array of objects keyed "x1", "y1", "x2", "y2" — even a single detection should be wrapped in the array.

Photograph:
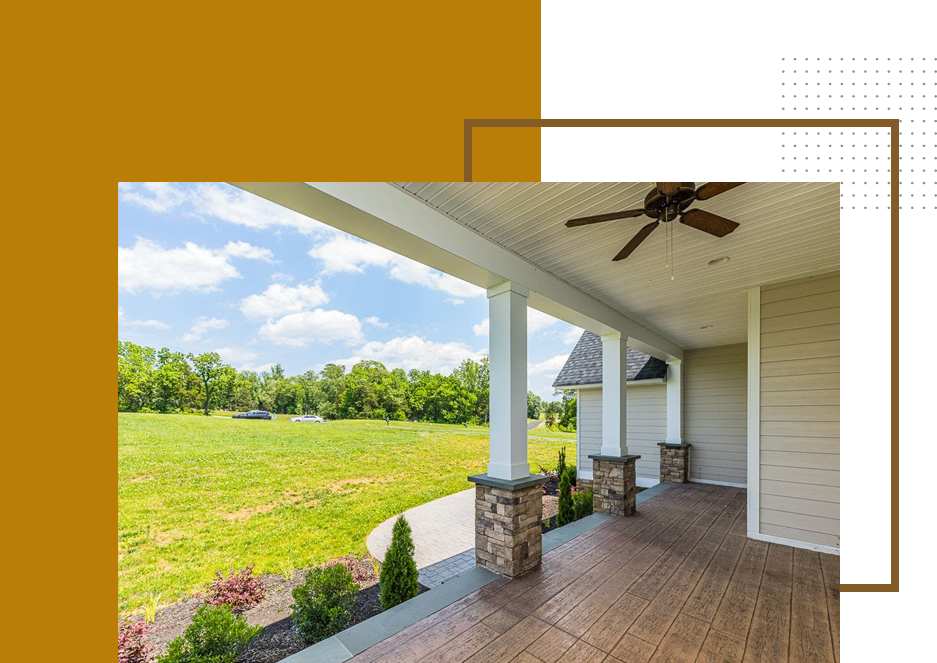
[
  {"x1": 487, "y1": 282, "x2": 530, "y2": 480},
  {"x1": 665, "y1": 361, "x2": 683, "y2": 444},
  {"x1": 600, "y1": 332, "x2": 628, "y2": 457}
]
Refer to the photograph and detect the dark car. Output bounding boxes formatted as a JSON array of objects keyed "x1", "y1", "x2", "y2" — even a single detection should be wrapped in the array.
[{"x1": 232, "y1": 410, "x2": 273, "y2": 420}]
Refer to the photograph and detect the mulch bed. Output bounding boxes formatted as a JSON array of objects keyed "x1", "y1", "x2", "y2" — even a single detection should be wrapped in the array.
[{"x1": 124, "y1": 555, "x2": 427, "y2": 663}]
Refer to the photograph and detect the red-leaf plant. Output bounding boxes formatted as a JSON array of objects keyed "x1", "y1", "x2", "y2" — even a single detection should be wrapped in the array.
[
  {"x1": 203, "y1": 564, "x2": 267, "y2": 612},
  {"x1": 118, "y1": 620, "x2": 150, "y2": 663}
]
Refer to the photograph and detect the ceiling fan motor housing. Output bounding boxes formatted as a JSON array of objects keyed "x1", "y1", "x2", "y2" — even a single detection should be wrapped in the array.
[{"x1": 644, "y1": 182, "x2": 696, "y2": 221}]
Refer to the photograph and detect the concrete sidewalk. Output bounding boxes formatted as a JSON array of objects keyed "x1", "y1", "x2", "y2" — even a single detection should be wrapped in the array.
[{"x1": 366, "y1": 489, "x2": 475, "y2": 572}]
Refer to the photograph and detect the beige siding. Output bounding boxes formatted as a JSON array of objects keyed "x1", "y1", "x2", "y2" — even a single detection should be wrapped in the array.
[
  {"x1": 760, "y1": 272, "x2": 840, "y2": 549},
  {"x1": 683, "y1": 344, "x2": 748, "y2": 484},
  {"x1": 576, "y1": 384, "x2": 665, "y2": 483},
  {"x1": 577, "y1": 388, "x2": 602, "y2": 477}
]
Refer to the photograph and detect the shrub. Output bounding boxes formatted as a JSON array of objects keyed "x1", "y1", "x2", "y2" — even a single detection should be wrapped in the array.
[
  {"x1": 291, "y1": 563, "x2": 360, "y2": 643},
  {"x1": 118, "y1": 620, "x2": 150, "y2": 663},
  {"x1": 158, "y1": 604, "x2": 262, "y2": 663},
  {"x1": 326, "y1": 554, "x2": 375, "y2": 585},
  {"x1": 573, "y1": 487, "x2": 594, "y2": 520},
  {"x1": 204, "y1": 564, "x2": 266, "y2": 612},
  {"x1": 557, "y1": 468, "x2": 574, "y2": 527},
  {"x1": 556, "y1": 447, "x2": 567, "y2": 482},
  {"x1": 380, "y1": 516, "x2": 419, "y2": 609},
  {"x1": 566, "y1": 464, "x2": 577, "y2": 486}
]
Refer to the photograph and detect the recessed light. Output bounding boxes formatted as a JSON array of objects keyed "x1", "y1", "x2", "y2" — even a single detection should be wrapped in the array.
[
  {"x1": 707, "y1": 256, "x2": 730, "y2": 266},
  {"x1": 699, "y1": 324, "x2": 713, "y2": 330}
]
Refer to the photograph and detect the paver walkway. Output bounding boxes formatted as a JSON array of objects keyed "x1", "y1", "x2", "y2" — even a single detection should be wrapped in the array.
[{"x1": 367, "y1": 488, "x2": 476, "y2": 584}]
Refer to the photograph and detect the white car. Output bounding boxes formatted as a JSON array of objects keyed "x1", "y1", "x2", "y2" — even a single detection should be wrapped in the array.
[{"x1": 289, "y1": 414, "x2": 326, "y2": 423}]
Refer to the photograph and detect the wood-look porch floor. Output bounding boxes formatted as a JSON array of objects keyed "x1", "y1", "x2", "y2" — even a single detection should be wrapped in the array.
[{"x1": 349, "y1": 483, "x2": 839, "y2": 663}]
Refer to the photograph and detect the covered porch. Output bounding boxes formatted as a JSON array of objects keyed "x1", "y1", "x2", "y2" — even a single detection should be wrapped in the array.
[
  {"x1": 235, "y1": 182, "x2": 840, "y2": 661},
  {"x1": 349, "y1": 484, "x2": 839, "y2": 663}
]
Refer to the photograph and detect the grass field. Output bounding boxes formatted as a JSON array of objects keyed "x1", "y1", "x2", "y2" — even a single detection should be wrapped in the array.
[{"x1": 117, "y1": 413, "x2": 575, "y2": 616}]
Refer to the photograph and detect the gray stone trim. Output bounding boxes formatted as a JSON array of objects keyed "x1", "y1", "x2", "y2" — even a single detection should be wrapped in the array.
[
  {"x1": 657, "y1": 442, "x2": 692, "y2": 449},
  {"x1": 467, "y1": 473, "x2": 549, "y2": 490},
  {"x1": 281, "y1": 566, "x2": 499, "y2": 663},
  {"x1": 542, "y1": 512, "x2": 615, "y2": 553},
  {"x1": 587, "y1": 454, "x2": 642, "y2": 463},
  {"x1": 636, "y1": 482, "x2": 675, "y2": 504}
]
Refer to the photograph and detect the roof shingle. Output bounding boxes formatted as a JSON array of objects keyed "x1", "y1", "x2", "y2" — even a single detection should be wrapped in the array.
[{"x1": 552, "y1": 331, "x2": 667, "y2": 388}]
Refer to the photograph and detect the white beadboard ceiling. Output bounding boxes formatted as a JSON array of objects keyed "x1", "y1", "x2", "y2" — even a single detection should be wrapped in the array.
[{"x1": 390, "y1": 182, "x2": 840, "y2": 349}]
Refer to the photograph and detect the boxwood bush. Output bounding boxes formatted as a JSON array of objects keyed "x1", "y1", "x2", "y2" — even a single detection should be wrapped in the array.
[
  {"x1": 290, "y1": 563, "x2": 360, "y2": 643},
  {"x1": 157, "y1": 604, "x2": 262, "y2": 663}
]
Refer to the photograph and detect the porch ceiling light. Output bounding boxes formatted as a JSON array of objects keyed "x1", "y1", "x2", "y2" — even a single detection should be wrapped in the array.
[{"x1": 707, "y1": 256, "x2": 730, "y2": 266}]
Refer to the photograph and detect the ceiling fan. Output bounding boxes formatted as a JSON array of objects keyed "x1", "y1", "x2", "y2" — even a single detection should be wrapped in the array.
[{"x1": 565, "y1": 182, "x2": 746, "y2": 262}]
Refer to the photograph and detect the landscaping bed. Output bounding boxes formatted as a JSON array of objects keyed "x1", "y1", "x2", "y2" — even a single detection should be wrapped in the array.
[{"x1": 123, "y1": 555, "x2": 427, "y2": 663}]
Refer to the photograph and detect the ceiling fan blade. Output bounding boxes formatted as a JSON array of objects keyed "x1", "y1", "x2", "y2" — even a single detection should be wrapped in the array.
[
  {"x1": 613, "y1": 221, "x2": 660, "y2": 261},
  {"x1": 679, "y1": 209, "x2": 740, "y2": 238},
  {"x1": 656, "y1": 182, "x2": 682, "y2": 196},
  {"x1": 694, "y1": 182, "x2": 746, "y2": 200},
  {"x1": 566, "y1": 209, "x2": 646, "y2": 227}
]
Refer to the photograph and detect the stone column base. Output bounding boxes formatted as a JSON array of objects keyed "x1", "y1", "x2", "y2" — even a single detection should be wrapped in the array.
[
  {"x1": 587, "y1": 454, "x2": 641, "y2": 516},
  {"x1": 468, "y1": 473, "x2": 548, "y2": 577},
  {"x1": 658, "y1": 443, "x2": 691, "y2": 483}
]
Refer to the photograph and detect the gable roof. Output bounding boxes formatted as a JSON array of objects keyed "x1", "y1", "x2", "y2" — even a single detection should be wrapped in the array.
[{"x1": 552, "y1": 331, "x2": 668, "y2": 388}]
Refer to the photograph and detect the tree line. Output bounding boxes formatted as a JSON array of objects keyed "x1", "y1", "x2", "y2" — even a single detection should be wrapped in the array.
[{"x1": 118, "y1": 340, "x2": 576, "y2": 428}]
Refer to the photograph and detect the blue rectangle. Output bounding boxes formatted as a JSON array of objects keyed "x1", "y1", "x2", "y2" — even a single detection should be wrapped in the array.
[{"x1": 839, "y1": 555, "x2": 891, "y2": 585}]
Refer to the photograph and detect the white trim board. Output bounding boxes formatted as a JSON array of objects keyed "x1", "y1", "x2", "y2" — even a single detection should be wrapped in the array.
[
  {"x1": 688, "y1": 478, "x2": 747, "y2": 489},
  {"x1": 746, "y1": 286, "x2": 761, "y2": 538},
  {"x1": 747, "y1": 531, "x2": 840, "y2": 557},
  {"x1": 637, "y1": 477, "x2": 659, "y2": 488}
]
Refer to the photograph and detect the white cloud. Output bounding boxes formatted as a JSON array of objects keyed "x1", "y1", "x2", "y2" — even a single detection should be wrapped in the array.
[
  {"x1": 270, "y1": 272, "x2": 295, "y2": 282},
  {"x1": 332, "y1": 336, "x2": 484, "y2": 374},
  {"x1": 239, "y1": 283, "x2": 330, "y2": 319},
  {"x1": 215, "y1": 347, "x2": 258, "y2": 364},
  {"x1": 308, "y1": 235, "x2": 484, "y2": 299},
  {"x1": 528, "y1": 354, "x2": 571, "y2": 376},
  {"x1": 364, "y1": 316, "x2": 389, "y2": 328},
  {"x1": 183, "y1": 317, "x2": 229, "y2": 342},
  {"x1": 117, "y1": 306, "x2": 170, "y2": 329},
  {"x1": 561, "y1": 325, "x2": 584, "y2": 345},
  {"x1": 119, "y1": 182, "x2": 329, "y2": 236},
  {"x1": 240, "y1": 362, "x2": 275, "y2": 374},
  {"x1": 446, "y1": 298, "x2": 465, "y2": 306},
  {"x1": 259, "y1": 309, "x2": 363, "y2": 347},
  {"x1": 118, "y1": 238, "x2": 274, "y2": 295},
  {"x1": 221, "y1": 240, "x2": 276, "y2": 263},
  {"x1": 472, "y1": 309, "x2": 561, "y2": 338},
  {"x1": 527, "y1": 309, "x2": 560, "y2": 334}
]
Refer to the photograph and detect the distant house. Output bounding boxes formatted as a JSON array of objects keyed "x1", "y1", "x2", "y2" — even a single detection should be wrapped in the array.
[{"x1": 556, "y1": 330, "x2": 755, "y2": 493}]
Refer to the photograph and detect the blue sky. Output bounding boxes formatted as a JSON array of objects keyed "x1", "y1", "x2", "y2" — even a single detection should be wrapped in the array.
[{"x1": 118, "y1": 183, "x2": 583, "y2": 400}]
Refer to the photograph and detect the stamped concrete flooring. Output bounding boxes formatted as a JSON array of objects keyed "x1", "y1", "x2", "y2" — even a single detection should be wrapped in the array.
[{"x1": 351, "y1": 484, "x2": 840, "y2": 663}]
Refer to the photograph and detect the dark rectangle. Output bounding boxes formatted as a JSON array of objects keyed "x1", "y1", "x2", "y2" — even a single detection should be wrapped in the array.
[
  {"x1": 840, "y1": 182, "x2": 896, "y2": 554},
  {"x1": 781, "y1": 131, "x2": 891, "y2": 177}
]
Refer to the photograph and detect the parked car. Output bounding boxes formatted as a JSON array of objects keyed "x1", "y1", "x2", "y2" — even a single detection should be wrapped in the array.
[
  {"x1": 289, "y1": 414, "x2": 326, "y2": 423},
  {"x1": 233, "y1": 410, "x2": 273, "y2": 420}
]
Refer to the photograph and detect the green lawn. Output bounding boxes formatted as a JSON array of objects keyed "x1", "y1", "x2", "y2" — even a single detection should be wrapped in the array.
[{"x1": 117, "y1": 413, "x2": 575, "y2": 616}]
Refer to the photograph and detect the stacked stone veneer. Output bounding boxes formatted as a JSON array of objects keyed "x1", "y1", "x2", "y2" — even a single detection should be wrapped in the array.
[
  {"x1": 589, "y1": 455, "x2": 640, "y2": 516},
  {"x1": 658, "y1": 443, "x2": 691, "y2": 483},
  {"x1": 473, "y1": 482, "x2": 544, "y2": 577}
]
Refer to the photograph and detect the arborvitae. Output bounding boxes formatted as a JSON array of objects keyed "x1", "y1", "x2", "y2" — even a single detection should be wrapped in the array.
[
  {"x1": 379, "y1": 516, "x2": 419, "y2": 609},
  {"x1": 557, "y1": 468, "x2": 574, "y2": 527},
  {"x1": 556, "y1": 446, "x2": 567, "y2": 481}
]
